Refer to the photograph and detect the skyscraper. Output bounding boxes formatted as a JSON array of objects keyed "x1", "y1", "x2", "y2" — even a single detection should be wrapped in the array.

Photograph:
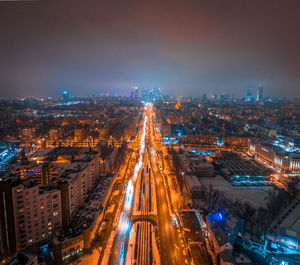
[
  {"x1": 152, "y1": 87, "x2": 161, "y2": 101},
  {"x1": 130, "y1": 86, "x2": 139, "y2": 99},
  {"x1": 142, "y1": 88, "x2": 148, "y2": 102},
  {"x1": 62, "y1": 90, "x2": 69, "y2": 102},
  {"x1": 133, "y1": 86, "x2": 139, "y2": 99},
  {"x1": 246, "y1": 87, "x2": 253, "y2": 101},
  {"x1": 257, "y1": 84, "x2": 264, "y2": 101},
  {"x1": 130, "y1": 90, "x2": 135, "y2": 98}
]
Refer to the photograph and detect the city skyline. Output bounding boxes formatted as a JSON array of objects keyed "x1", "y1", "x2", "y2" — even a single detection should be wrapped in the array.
[
  {"x1": 0, "y1": 1, "x2": 300, "y2": 264},
  {"x1": 0, "y1": 0, "x2": 300, "y2": 98},
  {"x1": 0, "y1": 97, "x2": 299, "y2": 265}
]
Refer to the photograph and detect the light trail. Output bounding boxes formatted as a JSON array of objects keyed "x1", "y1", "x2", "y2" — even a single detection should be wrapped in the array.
[
  {"x1": 133, "y1": 116, "x2": 147, "y2": 181},
  {"x1": 124, "y1": 179, "x2": 134, "y2": 211},
  {"x1": 114, "y1": 111, "x2": 148, "y2": 265}
]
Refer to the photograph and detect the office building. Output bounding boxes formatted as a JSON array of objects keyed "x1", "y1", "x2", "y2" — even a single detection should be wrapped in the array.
[
  {"x1": 62, "y1": 91, "x2": 69, "y2": 102},
  {"x1": 246, "y1": 87, "x2": 253, "y2": 102},
  {"x1": 257, "y1": 84, "x2": 264, "y2": 101},
  {"x1": 131, "y1": 86, "x2": 139, "y2": 99},
  {"x1": 142, "y1": 88, "x2": 149, "y2": 102},
  {"x1": 152, "y1": 87, "x2": 161, "y2": 101},
  {"x1": 249, "y1": 140, "x2": 300, "y2": 173},
  {"x1": 130, "y1": 90, "x2": 135, "y2": 98}
]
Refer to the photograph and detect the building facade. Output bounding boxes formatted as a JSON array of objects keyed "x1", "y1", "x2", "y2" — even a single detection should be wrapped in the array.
[
  {"x1": 249, "y1": 141, "x2": 300, "y2": 174},
  {"x1": 0, "y1": 178, "x2": 62, "y2": 257},
  {"x1": 57, "y1": 153, "x2": 101, "y2": 228}
]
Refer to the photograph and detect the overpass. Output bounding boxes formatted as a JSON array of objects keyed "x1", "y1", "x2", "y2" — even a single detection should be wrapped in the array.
[{"x1": 131, "y1": 214, "x2": 158, "y2": 227}]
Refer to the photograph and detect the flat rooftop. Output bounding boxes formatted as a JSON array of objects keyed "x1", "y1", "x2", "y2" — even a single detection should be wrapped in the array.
[{"x1": 199, "y1": 175, "x2": 272, "y2": 208}]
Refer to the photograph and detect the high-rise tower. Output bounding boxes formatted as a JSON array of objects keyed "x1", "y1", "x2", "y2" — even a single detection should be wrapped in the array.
[
  {"x1": 134, "y1": 86, "x2": 139, "y2": 99},
  {"x1": 246, "y1": 87, "x2": 253, "y2": 101},
  {"x1": 142, "y1": 88, "x2": 148, "y2": 102},
  {"x1": 62, "y1": 90, "x2": 69, "y2": 102},
  {"x1": 130, "y1": 86, "x2": 139, "y2": 99},
  {"x1": 257, "y1": 84, "x2": 264, "y2": 101}
]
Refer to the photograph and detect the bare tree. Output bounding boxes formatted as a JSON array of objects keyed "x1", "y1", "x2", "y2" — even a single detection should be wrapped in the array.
[{"x1": 99, "y1": 142, "x2": 113, "y2": 175}]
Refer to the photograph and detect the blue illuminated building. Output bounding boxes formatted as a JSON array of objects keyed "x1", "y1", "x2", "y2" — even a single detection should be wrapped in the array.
[
  {"x1": 62, "y1": 90, "x2": 70, "y2": 102},
  {"x1": 0, "y1": 146, "x2": 19, "y2": 172}
]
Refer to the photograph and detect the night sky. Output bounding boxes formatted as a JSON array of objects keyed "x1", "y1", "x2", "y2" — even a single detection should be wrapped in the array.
[{"x1": 0, "y1": 0, "x2": 300, "y2": 98}]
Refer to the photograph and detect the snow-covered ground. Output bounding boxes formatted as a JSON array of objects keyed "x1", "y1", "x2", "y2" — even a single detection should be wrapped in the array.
[{"x1": 200, "y1": 175, "x2": 272, "y2": 208}]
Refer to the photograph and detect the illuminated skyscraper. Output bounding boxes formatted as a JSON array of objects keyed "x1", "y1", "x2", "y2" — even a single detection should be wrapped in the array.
[
  {"x1": 142, "y1": 88, "x2": 148, "y2": 102},
  {"x1": 62, "y1": 90, "x2": 69, "y2": 102},
  {"x1": 152, "y1": 87, "x2": 161, "y2": 101},
  {"x1": 257, "y1": 84, "x2": 264, "y2": 101},
  {"x1": 130, "y1": 86, "x2": 138, "y2": 98},
  {"x1": 133, "y1": 86, "x2": 139, "y2": 99},
  {"x1": 246, "y1": 87, "x2": 253, "y2": 101},
  {"x1": 130, "y1": 90, "x2": 135, "y2": 98}
]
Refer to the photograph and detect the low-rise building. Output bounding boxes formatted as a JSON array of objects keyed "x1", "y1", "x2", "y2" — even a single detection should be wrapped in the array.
[
  {"x1": 180, "y1": 135, "x2": 217, "y2": 146},
  {"x1": 177, "y1": 151, "x2": 214, "y2": 177},
  {"x1": 184, "y1": 175, "x2": 204, "y2": 199},
  {"x1": 249, "y1": 140, "x2": 300, "y2": 174},
  {"x1": 205, "y1": 214, "x2": 244, "y2": 265}
]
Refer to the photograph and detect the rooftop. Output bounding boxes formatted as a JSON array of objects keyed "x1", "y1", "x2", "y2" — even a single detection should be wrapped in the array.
[
  {"x1": 200, "y1": 175, "x2": 272, "y2": 208},
  {"x1": 4, "y1": 252, "x2": 37, "y2": 265}
]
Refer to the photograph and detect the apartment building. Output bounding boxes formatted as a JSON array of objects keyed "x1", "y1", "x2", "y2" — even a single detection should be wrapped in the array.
[
  {"x1": 55, "y1": 151, "x2": 101, "y2": 228},
  {"x1": 0, "y1": 178, "x2": 62, "y2": 257}
]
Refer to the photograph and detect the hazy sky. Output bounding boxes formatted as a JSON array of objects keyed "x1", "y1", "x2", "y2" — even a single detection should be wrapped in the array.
[{"x1": 0, "y1": 0, "x2": 300, "y2": 98}]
